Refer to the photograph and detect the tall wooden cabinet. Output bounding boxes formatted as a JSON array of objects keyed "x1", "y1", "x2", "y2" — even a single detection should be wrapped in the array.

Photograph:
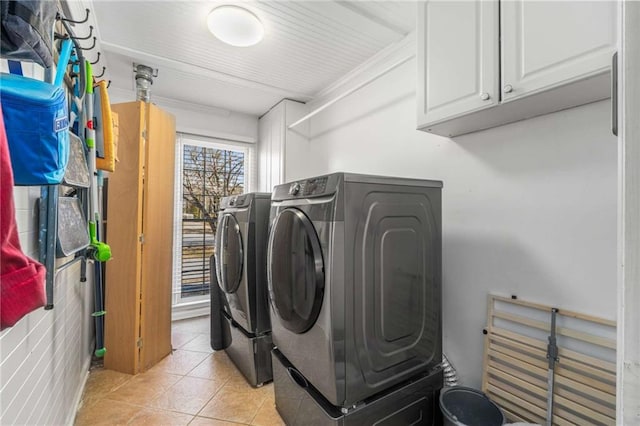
[{"x1": 105, "y1": 101, "x2": 176, "y2": 374}]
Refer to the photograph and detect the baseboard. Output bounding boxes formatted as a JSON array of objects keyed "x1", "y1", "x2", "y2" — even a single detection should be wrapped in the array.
[
  {"x1": 66, "y1": 351, "x2": 92, "y2": 426},
  {"x1": 172, "y1": 301, "x2": 210, "y2": 321}
]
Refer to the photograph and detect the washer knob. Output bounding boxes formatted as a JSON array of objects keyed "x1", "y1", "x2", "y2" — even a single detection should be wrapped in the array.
[{"x1": 289, "y1": 182, "x2": 301, "y2": 196}]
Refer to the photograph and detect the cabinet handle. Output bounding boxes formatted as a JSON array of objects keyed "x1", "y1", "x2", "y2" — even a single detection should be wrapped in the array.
[
  {"x1": 480, "y1": 93, "x2": 490, "y2": 101},
  {"x1": 503, "y1": 84, "x2": 513, "y2": 93},
  {"x1": 612, "y1": 51, "x2": 618, "y2": 136}
]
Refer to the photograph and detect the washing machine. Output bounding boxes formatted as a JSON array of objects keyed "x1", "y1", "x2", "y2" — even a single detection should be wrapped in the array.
[
  {"x1": 215, "y1": 192, "x2": 272, "y2": 386},
  {"x1": 267, "y1": 172, "x2": 443, "y2": 410}
]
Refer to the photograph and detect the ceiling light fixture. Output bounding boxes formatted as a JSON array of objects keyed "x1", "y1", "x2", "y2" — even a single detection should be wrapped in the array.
[{"x1": 207, "y1": 6, "x2": 264, "y2": 47}]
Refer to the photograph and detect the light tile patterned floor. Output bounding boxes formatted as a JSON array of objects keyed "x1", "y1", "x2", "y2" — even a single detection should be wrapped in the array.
[{"x1": 74, "y1": 316, "x2": 284, "y2": 426}]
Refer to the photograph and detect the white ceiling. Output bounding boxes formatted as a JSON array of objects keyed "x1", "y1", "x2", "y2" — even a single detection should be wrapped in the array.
[{"x1": 90, "y1": 1, "x2": 416, "y2": 116}]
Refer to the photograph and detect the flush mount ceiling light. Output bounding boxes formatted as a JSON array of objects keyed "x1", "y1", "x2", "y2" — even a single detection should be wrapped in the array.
[{"x1": 207, "y1": 5, "x2": 264, "y2": 47}]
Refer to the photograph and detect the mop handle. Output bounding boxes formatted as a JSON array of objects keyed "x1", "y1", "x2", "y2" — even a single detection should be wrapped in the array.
[
  {"x1": 85, "y1": 61, "x2": 99, "y2": 222},
  {"x1": 54, "y1": 39, "x2": 73, "y2": 88}
]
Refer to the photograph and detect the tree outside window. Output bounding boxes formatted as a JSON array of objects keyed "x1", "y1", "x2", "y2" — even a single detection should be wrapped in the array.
[{"x1": 180, "y1": 145, "x2": 245, "y2": 298}]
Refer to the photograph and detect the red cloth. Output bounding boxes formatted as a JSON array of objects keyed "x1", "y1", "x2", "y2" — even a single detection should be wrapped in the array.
[{"x1": 1, "y1": 104, "x2": 46, "y2": 330}]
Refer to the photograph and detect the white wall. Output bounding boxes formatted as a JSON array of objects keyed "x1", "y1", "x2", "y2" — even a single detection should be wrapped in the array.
[
  {"x1": 0, "y1": 62, "x2": 95, "y2": 425},
  {"x1": 109, "y1": 87, "x2": 258, "y2": 143},
  {"x1": 288, "y1": 57, "x2": 618, "y2": 387}
]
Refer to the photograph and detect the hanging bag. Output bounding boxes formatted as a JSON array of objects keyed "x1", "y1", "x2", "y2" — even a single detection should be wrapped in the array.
[
  {"x1": 0, "y1": 67, "x2": 70, "y2": 185},
  {"x1": 0, "y1": 103, "x2": 46, "y2": 330},
  {"x1": 0, "y1": 0, "x2": 57, "y2": 68}
]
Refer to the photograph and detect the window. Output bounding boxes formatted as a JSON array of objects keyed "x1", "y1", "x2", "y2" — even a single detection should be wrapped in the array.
[{"x1": 172, "y1": 134, "x2": 255, "y2": 313}]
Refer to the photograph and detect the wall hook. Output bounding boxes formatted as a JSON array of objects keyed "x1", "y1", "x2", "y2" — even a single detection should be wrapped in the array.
[
  {"x1": 58, "y1": 8, "x2": 90, "y2": 25},
  {"x1": 54, "y1": 32, "x2": 69, "y2": 40},
  {"x1": 94, "y1": 67, "x2": 106, "y2": 78},
  {"x1": 107, "y1": 80, "x2": 111, "y2": 89},
  {"x1": 71, "y1": 25, "x2": 93, "y2": 41},
  {"x1": 90, "y1": 52, "x2": 101, "y2": 65},
  {"x1": 77, "y1": 37, "x2": 97, "y2": 51}
]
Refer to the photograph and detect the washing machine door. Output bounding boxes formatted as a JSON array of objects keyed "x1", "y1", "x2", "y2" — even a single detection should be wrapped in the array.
[
  {"x1": 268, "y1": 208, "x2": 325, "y2": 334},
  {"x1": 215, "y1": 213, "x2": 243, "y2": 294}
]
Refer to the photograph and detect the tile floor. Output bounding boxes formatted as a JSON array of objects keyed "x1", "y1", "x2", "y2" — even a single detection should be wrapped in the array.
[{"x1": 74, "y1": 316, "x2": 285, "y2": 426}]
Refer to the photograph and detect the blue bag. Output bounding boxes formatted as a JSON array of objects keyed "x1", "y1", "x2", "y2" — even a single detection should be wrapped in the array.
[{"x1": 0, "y1": 72, "x2": 69, "y2": 185}]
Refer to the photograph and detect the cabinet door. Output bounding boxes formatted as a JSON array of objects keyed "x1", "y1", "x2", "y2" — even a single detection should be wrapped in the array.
[
  {"x1": 417, "y1": 0, "x2": 499, "y2": 130},
  {"x1": 140, "y1": 103, "x2": 175, "y2": 372},
  {"x1": 105, "y1": 102, "x2": 145, "y2": 375},
  {"x1": 501, "y1": 1, "x2": 616, "y2": 102}
]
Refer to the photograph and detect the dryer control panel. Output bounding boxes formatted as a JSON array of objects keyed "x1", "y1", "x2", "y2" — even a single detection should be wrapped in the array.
[
  {"x1": 303, "y1": 176, "x2": 328, "y2": 195},
  {"x1": 288, "y1": 176, "x2": 329, "y2": 197},
  {"x1": 273, "y1": 173, "x2": 341, "y2": 201},
  {"x1": 220, "y1": 193, "x2": 253, "y2": 209},
  {"x1": 220, "y1": 192, "x2": 271, "y2": 209}
]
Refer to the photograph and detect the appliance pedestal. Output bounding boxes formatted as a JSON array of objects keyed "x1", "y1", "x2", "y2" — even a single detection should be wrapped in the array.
[
  {"x1": 224, "y1": 313, "x2": 273, "y2": 387},
  {"x1": 272, "y1": 349, "x2": 443, "y2": 426}
]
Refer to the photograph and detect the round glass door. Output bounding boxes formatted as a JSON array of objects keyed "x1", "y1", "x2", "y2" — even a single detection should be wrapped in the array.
[
  {"x1": 216, "y1": 214, "x2": 243, "y2": 294},
  {"x1": 268, "y1": 208, "x2": 325, "y2": 334}
]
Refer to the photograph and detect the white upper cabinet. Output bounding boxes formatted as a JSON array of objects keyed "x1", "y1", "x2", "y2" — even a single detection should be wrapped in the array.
[
  {"x1": 417, "y1": 0, "x2": 617, "y2": 137},
  {"x1": 501, "y1": 1, "x2": 617, "y2": 102},
  {"x1": 417, "y1": 1, "x2": 499, "y2": 126}
]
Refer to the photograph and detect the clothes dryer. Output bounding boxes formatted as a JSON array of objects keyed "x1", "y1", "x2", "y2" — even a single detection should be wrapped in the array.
[
  {"x1": 267, "y1": 173, "x2": 442, "y2": 408},
  {"x1": 215, "y1": 192, "x2": 272, "y2": 386}
]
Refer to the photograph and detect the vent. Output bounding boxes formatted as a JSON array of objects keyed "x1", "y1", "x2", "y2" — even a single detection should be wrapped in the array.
[{"x1": 133, "y1": 63, "x2": 158, "y2": 102}]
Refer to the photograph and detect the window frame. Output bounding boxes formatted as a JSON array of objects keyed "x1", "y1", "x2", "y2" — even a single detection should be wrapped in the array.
[{"x1": 172, "y1": 133, "x2": 256, "y2": 317}]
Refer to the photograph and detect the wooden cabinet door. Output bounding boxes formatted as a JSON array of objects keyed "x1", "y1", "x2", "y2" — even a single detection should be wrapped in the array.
[
  {"x1": 417, "y1": 0, "x2": 499, "y2": 130},
  {"x1": 139, "y1": 103, "x2": 175, "y2": 372},
  {"x1": 104, "y1": 102, "x2": 145, "y2": 374},
  {"x1": 501, "y1": 0, "x2": 616, "y2": 102}
]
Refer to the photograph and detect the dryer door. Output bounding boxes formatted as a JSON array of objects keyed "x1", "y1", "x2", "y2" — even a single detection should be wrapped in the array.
[
  {"x1": 268, "y1": 208, "x2": 325, "y2": 334},
  {"x1": 216, "y1": 213, "x2": 243, "y2": 294}
]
